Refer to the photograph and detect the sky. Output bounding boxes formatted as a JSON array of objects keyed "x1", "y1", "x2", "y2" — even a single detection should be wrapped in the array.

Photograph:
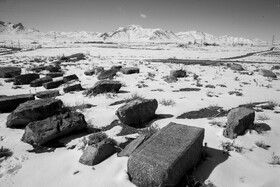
[{"x1": 0, "y1": 0, "x2": 280, "y2": 41}]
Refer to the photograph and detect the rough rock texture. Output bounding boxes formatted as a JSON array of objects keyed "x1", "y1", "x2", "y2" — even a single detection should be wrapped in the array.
[
  {"x1": 21, "y1": 111, "x2": 87, "y2": 146},
  {"x1": 118, "y1": 134, "x2": 147, "y2": 157},
  {"x1": 63, "y1": 82, "x2": 83, "y2": 93},
  {"x1": 128, "y1": 122, "x2": 204, "y2": 187},
  {"x1": 14, "y1": 73, "x2": 40, "y2": 85},
  {"x1": 170, "y1": 70, "x2": 186, "y2": 78},
  {"x1": 0, "y1": 94, "x2": 35, "y2": 113},
  {"x1": 223, "y1": 107, "x2": 255, "y2": 139},
  {"x1": 84, "y1": 67, "x2": 105, "y2": 76},
  {"x1": 43, "y1": 79, "x2": 64, "y2": 89},
  {"x1": 0, "y1": 66, "x2": 21, "y2": 78},
  {"x1": 46, "y1": 72, "x2": 64, "y2": 78},
  {"x1": 35, "y1": 90, "x2": 60, "y2": 99},
  {"x1": 116, "y1": 99, "x2": 158, "y2": 127},
  {"x1": 30, "y1": 76, "x2": 52, "y2": 87},
  {"x1": 259, "y1": 69, "x2": 277, "y2": 78},
  {"x1": 120, "y1": 67, "x2": 140, "y2": 74},
  {"x1": 6, "y1": 98, "x2": 63, "y2": 128},
  {"x1": 61, "y1": 53, "x2": 86, "y2": 61},
  {"x1": 63, "y1": 74, "x2": 79, "y2": 83},
  {"x1": 84, "y1": 80, "x2": 122, "y2": 96},
  {"x1": 79, "y1": 141, "x2": 117, "y2": 166},
  {"x1": 230, "y1": 63, "x2": 244, "y2": 71},
  {"x1": 97, "y1": 69, "x2": 118, "y2": 80}
]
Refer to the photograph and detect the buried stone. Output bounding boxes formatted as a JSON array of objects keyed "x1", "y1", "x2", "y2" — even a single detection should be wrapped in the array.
[
  {"x1": 35, "y1": 90, "x2": 60, "y2": 99},
  {"x1": 14, "y1": 73, "x2": 40, "y2": 85},
  {"x1": 115, "y1": 99, "x2": 158, "y2": 128},
  {"x1": 22, "y1": 111, "x2": 87, "y2": 146},
  {"x1": 6, "y1": 98, "x2": 63, "y2": 128},
  {"x1": 223, "y1": 107, "x2": 255, "y2": 139},
  {"x1": 30, "y1": 76, "x2": 52, "y2": 87},
  {"x1": 0, "y1": 66, "x2": 21, "y2": 78},
  {"x1": 128, "y1": 122, "x2": 204, "y2": 187}
]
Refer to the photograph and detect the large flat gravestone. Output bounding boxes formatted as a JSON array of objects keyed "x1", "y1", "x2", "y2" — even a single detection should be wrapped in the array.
[{"x1": 128, "y1": 122, "x2": 204, "y2": 187}]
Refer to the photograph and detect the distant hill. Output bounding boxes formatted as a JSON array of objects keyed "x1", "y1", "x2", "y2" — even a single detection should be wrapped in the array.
[{"x1": 0, "y1": 21, "x2": 268, "y2": 46}]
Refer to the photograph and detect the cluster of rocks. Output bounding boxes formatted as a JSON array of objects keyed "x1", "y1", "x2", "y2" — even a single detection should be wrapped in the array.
[{"x1": 3, "y1": 97, "x2": 88, "y2": 146}]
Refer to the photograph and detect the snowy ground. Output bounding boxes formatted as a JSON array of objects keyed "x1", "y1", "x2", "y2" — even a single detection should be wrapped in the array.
[{"x1": 0, "y1": 44, "x2": 280, "y2": 187}]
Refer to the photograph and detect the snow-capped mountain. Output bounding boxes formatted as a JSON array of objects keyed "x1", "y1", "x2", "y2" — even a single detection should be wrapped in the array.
[
  {"x1": 0, "y1": 21, "x2": 269, "y2": 46},
  {"x1": 108, "y1": 25, "x2": 179, "y2": 42}
]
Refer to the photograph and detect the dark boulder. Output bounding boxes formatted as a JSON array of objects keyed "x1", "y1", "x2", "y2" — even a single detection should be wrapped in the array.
[
  {"x1": 14, "y1": 73, "x2": 40, "y2": 85},
  {"x1": 223, "y1": 107, "x2": 255, "y2": 139},
  {"x1": 22, "y1": 111, "x2": 87, "y2": 146},
  {"x1": 35, "y1": 90, "x2": 60, "y2": 99},
  {"x1": 115, "y1": 99, "x2": 158, "y2": 128},
  {"x1": 170, "y1": 70, "x2": 186, "y2": 78},
  {"x1": 97, "y1": 69, "x2": 118, "y2": 80},
  {"x1": 0, "y1": 66, "x2": 21, "y2": 78},
  {"x1": 84, "y1": 80, "x2": 122, "y2": 97},
  {"x1": 0, "y1": 94, "x2": 35, "y2": 113},
  {"x1": 120, "y1": 67, "x2": 140, "y2": 74},
  {"x1": 79, "y1": 140, "x2": 117, "y2": 166},
  {"x1": 6, "y1": 98, "x2": 63, "y2": 128},
  {"x1": 43, "y1": 79, "x2": 64, "y2": 89},
  {"x1": 128, "y1": 122, "x2": 204, "y2": 187},
  {"x1": 30, "y1": 76, "x2": 52, "y2": 87},
  {"x1": 63, "y1": 74, "x2": 79, "y2": 83},
  {"x1": 63, "y1": 82, "x2": 83, "y2": 93}
]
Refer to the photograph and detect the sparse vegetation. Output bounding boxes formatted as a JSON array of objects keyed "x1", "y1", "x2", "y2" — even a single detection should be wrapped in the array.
[
  {"x1": 0, "y1": 146, "x2": 13, "y2": 159},
  {"x1": 221, "y1": 141, "x2": 244, "y2": 154},
  {"x1": 255, "y1": 141, "x2": 270, "y2": 150},
  {"x1": 270, "y1": 153, "x2": 280, "y2": 165},
  {"x1": 209, "y1": 120, "x2": 223, "y2": 127},
  {"x1": 159, "y1": 99, "x2": 176, "y2": 106},
  {"x1": 261, "y1": 101, "x2": 278, "y2": 110},
  {"x1": 140, "y1": 124, "x2": 160, "y2": 139}
]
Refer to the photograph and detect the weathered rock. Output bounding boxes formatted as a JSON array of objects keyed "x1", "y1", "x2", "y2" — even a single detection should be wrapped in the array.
[
  {"x1": 230, "y1": 63, "x2": 244, "y2": 71},
  {"x1": 0, "y1": 66, "x2": 21, "y2": 78},
  {"x1": 43, "y1": 79, "x2": 64, "y2": 89},
  {"x1": 223, "y1": 107, "x2": 255, "y2": 139},
  {"x1": 116, "y1": 99, "x2": 158, "y2": 127},
  {"x1": 128, "y1": 122, "x2": 204, "y2": 187},
  {"x1": 46, "y1": 65, "x2": 61, "y2": 72},
  {"x1": 84, "y1": 80, "x2": 122, "y2": 96},
  {"x1": 118, "y1": 134, "x2": 147, "y2": 157},
  {"x1": 170, "y1": 70, "x2": 186, "y2": 78},
  {"x1": 120, "y1": 67, "x2": 140, "y2": 74},
  {"x1": 46, "y1": 72, "x2": 64, "y2": 78},
  {"x1": 259, "y1": 69, "x2": 277, "y2": 78},
  {"x1": 110, "y1": 65, "x2": 122, "y2": 70},
  {"x1": 22, "y1": 111, "x2": 87, "y2": 146},
  {"x1": 97, "y1": 69, "x2": 118, "y2": 80},
  {"x1": 63, "y1": 82, "x2": 83, "y2": 93},
  {"x1": 63, "y1": 74, "x2": 79, "y2": 83},
  {"x1": 28, "y1": 66, "x2": 49, "y2": 72},
  {"x1": 35, "y1": 90, "x2": 60, "y2": 99},
  {"x1": 14, "y1": 73, "x2": 40, "y2": 85},
  {"x1": 84, "y1": 67, "x2": 105, "y2": 76},
  {"x1": 79, "y1": 141, "x2": 117, "y2": 166},
  {"x1": 30, "y1": 76, "x2": 52, "y2": 87},
  {"x1": 6, "y1": 98, "x2": 63, "y2": 128},
  {"x1": 61, "y1": 53, "x2": 86, "y2": 61},
  {"x1": 0, "y1": 94, "x2": 35, "y2": 113}
]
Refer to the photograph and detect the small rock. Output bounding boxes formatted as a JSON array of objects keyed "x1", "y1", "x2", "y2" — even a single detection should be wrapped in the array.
[
  {"x1": 170, "y1": 70, "x2": 186, "y2": 78},
  {"x1": 120, "y1": 67, "x2": 140, "y2": 74},
  {"x1": 223, "y1": 107, "x2": 255, "y2": 139},
  {"x1": 46, "y1": 72, "x2": 64, "y2": 78},
  {"x1": 97, "y1": 69, "x2": 118, "y2": 80},
  {"x1": 0, "y1": 66, "x2": 21, "y2": 78},
  {"x1": 0, "y1": 94, "x2": 35, "y2": 113},
  {"x1": 84, "y1": 80, "x2": 122, "y2": 96},
  {"x1": 79, "y1": 141, "x2": 117, "y2": 166},
  {"x1": 63, "y1": 82, "x2": 83, "y2": 93},
  {"x1": 43, "y1": 79, "x2": 64, "y2": 89},
  {"x1": 63, "y1": 74, "x2": 79, "y2": 83},
  {"x1": 30, "y1": 76, "x2": 52, "y2": 87},
  {"x1": 35, "y1": 90, "x2": 60, "y2": 99},
  {"x1": 259, "y1": 69, "x2": 277, "y2": 78}
]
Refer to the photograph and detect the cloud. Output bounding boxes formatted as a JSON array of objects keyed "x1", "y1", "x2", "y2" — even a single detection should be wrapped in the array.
[{"x1": 140, "y1": 13, "x2": 147, "y2": 19}]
